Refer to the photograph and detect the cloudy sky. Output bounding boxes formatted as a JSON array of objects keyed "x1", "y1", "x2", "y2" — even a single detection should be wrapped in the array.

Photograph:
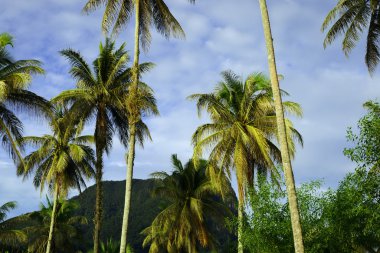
[{"x1": 1, "y1": 0, "x2": 379, "y2": 217}]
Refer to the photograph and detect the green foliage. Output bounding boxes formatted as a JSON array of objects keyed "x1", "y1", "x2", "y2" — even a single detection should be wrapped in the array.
[
  {"x1": 70, "y1": 179, "x2": 189, "y2": 252},
  {"x1": 329, "y1": 167, "x2": 380, "y2": 252},
  {"x1": 100, "y1": 239, "x2": 120, "y2": 253},
  {"x1": 344, "y1": 100, "x2": 380, "y2": 170},
  {"x1": 142, "y1": 155, "x2": 233, "y2": 253},
  {"x1": 0, "y1": 33, "x2": 13, "y2": 48},
  {"x1": 0, "y1": 178, "x2": 235, "y2": 252},
  {"x1": 190, "y1": 70, "x2": 303, "y2": 202},
  {"x1": 321, "y1": 0, "x2": 380, "y2": 73},
  {"x1": 240, "y1": 170, "x2": 380, "y2": 253},
  {"x1": 25, "y1": 198, "x2": 87, "y2": 253},
  {"x1": 240, "y1": 179, "x2": 331, "y2": 253},
  {"x1": 0, "y1": 201, "x2": 27, "y2": 247},
  {"x1": 18, "y1": 105, "x2": 95, "y2": 196},
  {"x1": 82, "y1": 0, "x2": 186, "y2": 51},
  {"x1": 0, "y1": 33, "x2": 49, "y2": 165},
  {"x1": 87, "y1": 238, "x2": 121, "y2": 253}
]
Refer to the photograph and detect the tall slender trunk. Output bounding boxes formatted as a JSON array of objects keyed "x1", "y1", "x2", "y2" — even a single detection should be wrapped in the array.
[
  {"x1": 237, "y1": 201, "x2": 244, "y2": 253},
  {"x1": 119, "y1": 1, "x2": 140, "y2": 252},
  {"x1": 93, "y1": 142, "x2": 104, "y2": 253},
  {"x1": 237, "y1": 185, "x2": 244, "y2": 253},
  {"x1": 46, "y1": 183, "x2": 59, "y2": 253},
  {"x1": 119, "y1": 124, "x2": 136, "y2": 253},
  {"x1": 258, "y1": 0, "x2": 305, "y2": 252}
]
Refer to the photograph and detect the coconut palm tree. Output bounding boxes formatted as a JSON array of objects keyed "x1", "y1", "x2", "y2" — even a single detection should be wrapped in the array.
[
  {"x1": 142, "y1": 155, "x2": 231, "y2": 253},
  {"x1": 0, "y1": 33, "x2": 49, "y2": 165},
  {"x1": 82, "y1": 1, "x2": 185, "y2": 251},
  {"x1": 25, "y1": 198, "x2": 87, "y2": 253},
  {"x1": 257, "y1": 1, "x2": 305, "y2": 251},
  {"x1": 18, "y1": 105, "x2": 95, "y2": 253},
  {"x1": 52, "y1": 38, "x2": 155, "y2": 253},
  {"x1": 322, "y1": 0, "x2": 380, "y2": 73},
  {"x1": 0, "y1": 201, "x2": 27, "y2": 247},
  {"x1": 190, "y1": 71, "x2": 303, "y2": 253}
]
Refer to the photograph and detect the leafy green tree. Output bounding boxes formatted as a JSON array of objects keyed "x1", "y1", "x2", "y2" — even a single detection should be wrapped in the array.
[
  {"x1": 344, "y1": 100, "x2": 380, "y2": 169},
  {"x1": 190, "y1": 71, "x2": 302, "y2": 252},
  {"x1": 25, "y1": 198, "x2": 87, "y2": 253},
  {"x1": 18, "y1": 105, "x2": 95, "y2": 253},
  {"x1": 240, "y1": 103, "x2": 380, "y2": 253},
  {"x1": 142, "y1": 155, "x2": 231, "y2": 253},
  {"x1": 0, "y1": 32, "x2": 49, "y2": 165},
  {"x1": 322, "y1": 0, "x2": 380, "y2": 73},
  {"x1": 0, "y1": 201, "x2": 27, "y2": 247},
  {"x1": 337, "y1": 100, "x2": 380, "y2": 252},
  {"x1": 329, "y1": 168, "x2": 380, "y2": 253},
  {"x1": 82, "y1": 0, "x2": 185, "y2": 251},
  {"x1": 240, "y1": 179, "x2": 333, "y2": 253},
  {"x1": 257, "y1": 0, "x2": 306, "y2": 251},
  {"x1": 52, "y1": 38, "x2": 146, "y2": 253},
  {"x1": 241, "y1": 170, "x2": 380, "y2": 253}
]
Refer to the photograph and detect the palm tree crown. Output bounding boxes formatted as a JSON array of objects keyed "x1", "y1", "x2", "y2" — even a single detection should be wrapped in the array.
[
  {"x1": 322, "y1": 0, "x2": 380, "y2": 73},
  {"x1": 0, "y1": 33, "x2": 49, "y2": 164},
  {"x1": 190, "y1": 71, "x2": 303, "y2": 200},
  {"x1": 18, "y1": 105, "x2": 95, "y2": 195},
  {"x1": 83, "y1": 0, "x2": 185, "y2": 51},
  {"x1": 143, "y1": 155, "x2": 231, "y2": 253}
]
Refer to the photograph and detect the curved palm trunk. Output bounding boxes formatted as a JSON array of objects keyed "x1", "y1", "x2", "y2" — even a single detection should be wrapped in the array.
[
  {"x1": 93, "y1": 142, "x2": 104, "y2": 253},
  {"x1": 119, "y1": 1, "x2": 140, "y2": 252},
  {"x1": 46, "y1": 183, "x2": 59, "y2": 253},
  {"x1": 258, "y1": 0, "x2": 305, "y2": 252}
]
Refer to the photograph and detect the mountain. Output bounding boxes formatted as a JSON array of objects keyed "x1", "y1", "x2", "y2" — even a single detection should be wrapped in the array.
[{"x1": 1, "y1": 179, "x2": 237, "y2": 252}]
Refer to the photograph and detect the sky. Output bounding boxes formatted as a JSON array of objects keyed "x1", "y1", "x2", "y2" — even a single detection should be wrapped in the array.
[{"x1": 1, "y1": 0, "x2": 380, "y2": 218}]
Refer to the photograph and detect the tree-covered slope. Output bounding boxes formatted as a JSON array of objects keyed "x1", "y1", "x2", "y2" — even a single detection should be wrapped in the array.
[
  {"x1": 1, "y1": 178, "x2": 237, "y2": 252},
  {"x1": 71, "y1": 179, "x2": 169, "y2": 252}
]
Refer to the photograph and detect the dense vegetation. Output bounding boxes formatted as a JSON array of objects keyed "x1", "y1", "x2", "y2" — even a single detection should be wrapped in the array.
[{"x1": 0, "y1": 178, "x2": 236, "y2": 252}]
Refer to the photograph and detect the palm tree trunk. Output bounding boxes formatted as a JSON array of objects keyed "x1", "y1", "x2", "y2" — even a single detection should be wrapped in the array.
[
  {"x1": 46, "y1": 183, "x2": 59, "y2": 253},
  {"x1": 119, "y1": 124, "x2": 136, "y2": 253},
  {"x1": 93, "y1": 143, "x2": 104, "y2": 253},
  {"x1": 119, "y1": 1, "x2": 140, "y2": 252},
  {"x1": 237, "y1": 186, "x2": 244, "y2": 253},
  {"x1": 237, "y1": 201, "x2": 244, "y2": 253},
  {"x1": 257, "y1": 0, "x2": 305, "y2": 252}
]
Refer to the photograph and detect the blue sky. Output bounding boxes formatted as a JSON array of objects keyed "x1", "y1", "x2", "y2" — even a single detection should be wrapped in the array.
[{"x1": 1, "y1": 0, "x2": 379, "y2": 217}]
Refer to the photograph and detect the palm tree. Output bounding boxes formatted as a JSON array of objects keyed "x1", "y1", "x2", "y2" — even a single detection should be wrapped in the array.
[
  {"x1": 190, "y1": 71, "x2": 303, "y2": 253},
  {"x1": 25, "y1": 198, "x2": 87, "y2": 253},
  {"x1": 18, "y1": 105, "x2": 95, "y2": 253},
  {"x1": 52, "y1": 38, "x2": 155, "y2": 253},
  {"x1": 142, "y1": 155, "x2": 231, "y2": 253},
  {"x1": 82, "y1": 2, "x2": 182, "y2": 251},
  {"x1": 258, "y1": 1, "x2": 305, "y2": 252},
  {"x1": 0, "y1": 33, "x2": 49, "y2": 165},
  {"x1": 321, "y1": 0, "x2": 380, "y2": 73},
  {"x1": 100, "y1": 239, "x2": 120, "y2": 253},
  {"x1": 0, "y1": 201, "x2": 27, "y2": 246}
]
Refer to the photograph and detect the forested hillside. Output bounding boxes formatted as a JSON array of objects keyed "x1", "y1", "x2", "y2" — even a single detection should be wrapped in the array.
[{"x1": 1, "y1": 179, "x2": 237, "y2": 252}]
